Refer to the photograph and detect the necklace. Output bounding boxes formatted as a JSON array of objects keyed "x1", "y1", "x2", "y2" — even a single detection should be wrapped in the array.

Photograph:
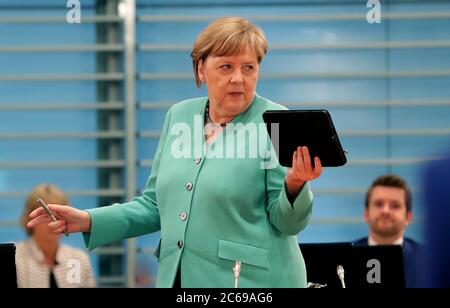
[{"x1": 205, "y1": 101, "x2": 227, "y2": 127}]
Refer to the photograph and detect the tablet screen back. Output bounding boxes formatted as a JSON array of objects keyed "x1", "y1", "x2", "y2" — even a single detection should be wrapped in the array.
[{"x1": 263, "y1": 110, "x2": 347, "y2": 167}]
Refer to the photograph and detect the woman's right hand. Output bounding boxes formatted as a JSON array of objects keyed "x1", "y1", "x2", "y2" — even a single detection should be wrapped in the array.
[{"x1": 27, "y1": 204, "x2": 91, "y2": 235}]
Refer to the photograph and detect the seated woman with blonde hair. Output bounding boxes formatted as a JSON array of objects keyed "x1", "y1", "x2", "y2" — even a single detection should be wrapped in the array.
[{"x1": 16, "y1": 184, "x2": 96, "y2": 288}]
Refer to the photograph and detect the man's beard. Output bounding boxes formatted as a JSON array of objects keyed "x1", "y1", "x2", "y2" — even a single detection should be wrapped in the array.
[{"x1": 371, "y1": 217, "x2": 401, "y2": 237}]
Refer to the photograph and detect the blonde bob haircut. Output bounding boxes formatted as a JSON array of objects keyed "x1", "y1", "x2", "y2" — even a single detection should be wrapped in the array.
[
  {"x1": 20, "y1": 184, "x2": 70, "y2": 236},
  {"x1": 191, "y1": 16, "x2": 269, "y2": 87}
]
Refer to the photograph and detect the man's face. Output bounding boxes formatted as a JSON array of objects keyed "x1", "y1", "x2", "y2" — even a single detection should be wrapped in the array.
[
  {"x1": 197, "y1": 47, "x2": 259, "y2": 118},
  {"x1": 365, "y1": 186, "x2": 413, "y2": 238}
]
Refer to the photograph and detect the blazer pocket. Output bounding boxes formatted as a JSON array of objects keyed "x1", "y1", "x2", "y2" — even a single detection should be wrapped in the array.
[{"x1": 218, "y1": 239, "x2": 269, "y2": 269}]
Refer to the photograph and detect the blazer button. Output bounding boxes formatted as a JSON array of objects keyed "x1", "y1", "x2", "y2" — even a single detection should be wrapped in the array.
[
  {"x1": 177, "y1": 240, "x2": 184, "y2": 249},
  {"x1": 195, "y1": 157, "x2": 202, "y2": 165},
  {"x1": 180, "y1": 212, "x2": 188, "y2": 221},
  {"x1": 185, "y1": 183, "x2": 193, "y2": 191}
]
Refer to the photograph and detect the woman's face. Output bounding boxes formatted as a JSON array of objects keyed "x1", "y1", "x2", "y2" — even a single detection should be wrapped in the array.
[
  {"x1": 33, "y1": 222, "x2": 61, "y2": 243},
  {"x1": 198, "y1": 47, "x2": 260, "y2": 117}
]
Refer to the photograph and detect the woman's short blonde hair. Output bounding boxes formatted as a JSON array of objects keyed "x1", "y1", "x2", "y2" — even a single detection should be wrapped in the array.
[
  {"x1": 191, "y1": 16, "x2": 269, "y2": 87},
  {"x1": 20, "y1": 184, "x2": 70, "y2": 236}
]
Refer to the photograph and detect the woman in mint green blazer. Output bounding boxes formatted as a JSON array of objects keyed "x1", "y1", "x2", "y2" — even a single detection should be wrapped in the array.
[{"x1": 28, "y1": 17, "x2": 323, "y2": 288}]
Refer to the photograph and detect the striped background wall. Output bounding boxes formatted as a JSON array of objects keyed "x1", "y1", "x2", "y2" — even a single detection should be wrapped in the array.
[{"x1": 1, "y1": 0, "x2": 449, "y2": 286}]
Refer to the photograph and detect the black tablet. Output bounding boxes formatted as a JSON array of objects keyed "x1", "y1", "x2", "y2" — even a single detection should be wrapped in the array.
[{"x1": 263, "y1": 110, "x2": 347, "y2": 167}]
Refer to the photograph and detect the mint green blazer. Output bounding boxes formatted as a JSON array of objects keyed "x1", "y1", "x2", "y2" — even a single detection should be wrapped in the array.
[{"x1": 84, "y1": 94, "x2": 314, "y2": 288}]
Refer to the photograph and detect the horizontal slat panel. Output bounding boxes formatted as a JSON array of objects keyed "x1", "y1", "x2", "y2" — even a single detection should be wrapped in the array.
[
  {"x1": 0, "y1": 160, "x2": 125, "y2": 169},
  {"x1": 0, "y1": 103, "x2": 124, "y2": 111},
  {"x1": 311, "y1": 217, "x2": 423, "y2": 224},
  {"x1": 310, "y1": 217, "x2": 364, "y2": 224},
  {"x1": 93, "y1": 246, "x2": 161, "y2": 255},
  {"x1": 307, "y1": 187, "x2": 422, "y2": 195},
  {"x1": 139, "y1": 102, "x2": 173, "y2": 109},
  {"x1": 0, "y1": 73, "x2": 124, "y2": 81},
  {"x1": 138, "y1": 159, "x2": 154, "y2": 167},
  {"x1": 138, "y1": 131, "x2": 161, "y2": 138},
  {"x1": 0, "y1": 131, "x2": 125, "y2": 140},
  {"x1": 138, "y1": 40, "x2": 450, "y2": 51},
  {"x1": 346, "y1": 157, "x2": 439, "y2": 166},
  {"x1": 282, "y1": 99, "x2": 450, "y2": 108},
  {"x1": 0, "y1": 15, "x2": 122, "y2": 24},
  {"x1": 94, "y1": 247, "x2": 126, "y2": 255},
  {"x1": 0, "y1": 44, "x2": 124, "y2": 52},
  {"x1": 313, "y1": 188, "x2": 366, "y2": 195},
  {"x1": 0, "y1": 189, "x2": 125, "y2": 198},
  {"x1": 138, "y1": 11, "x2": 450, "y2": 22},
  {"x1": 96, "y1": 276, "x2": 127, "y2": 285},
  {"x1": 341, "y1": 128, "x2": 450, "y2": 136},
  {"x1": 138, "y1": 69, "x2": 450, "y2": 80}
]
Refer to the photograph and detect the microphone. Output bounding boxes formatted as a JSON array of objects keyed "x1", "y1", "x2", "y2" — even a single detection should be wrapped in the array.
[
  {"x1": 337, "y1": 265, "x2": 346, "y2": 288},
  {"x1": 233, "y1": 261, "x2": 242, "y2": 288}
]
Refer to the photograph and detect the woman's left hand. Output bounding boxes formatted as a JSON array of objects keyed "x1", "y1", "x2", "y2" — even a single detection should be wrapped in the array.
[{"x1": 285, "y1": 146, "x2": 323, "y2": 197}]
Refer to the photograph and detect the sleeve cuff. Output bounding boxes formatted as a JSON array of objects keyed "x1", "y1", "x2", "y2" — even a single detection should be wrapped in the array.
[
  {"x1": 82, "y1": 206, "x2": 120, "y2": 251},
  {"x1": 82, "y1": 209, "x2": 94, "y2": 250},
  {"x1": 280, "y1": 181, "x2": 313, "y2": 216}
]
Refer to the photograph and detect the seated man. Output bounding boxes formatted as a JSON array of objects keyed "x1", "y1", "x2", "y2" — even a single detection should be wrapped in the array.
[{"x1": 354, "y1": 174, "x2": 423, "y2": 288}]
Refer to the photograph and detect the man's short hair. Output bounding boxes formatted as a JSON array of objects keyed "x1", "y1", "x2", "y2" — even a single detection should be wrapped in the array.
[{"x1": 365, "y1": 174, "x2": 412, "y2": 212}]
